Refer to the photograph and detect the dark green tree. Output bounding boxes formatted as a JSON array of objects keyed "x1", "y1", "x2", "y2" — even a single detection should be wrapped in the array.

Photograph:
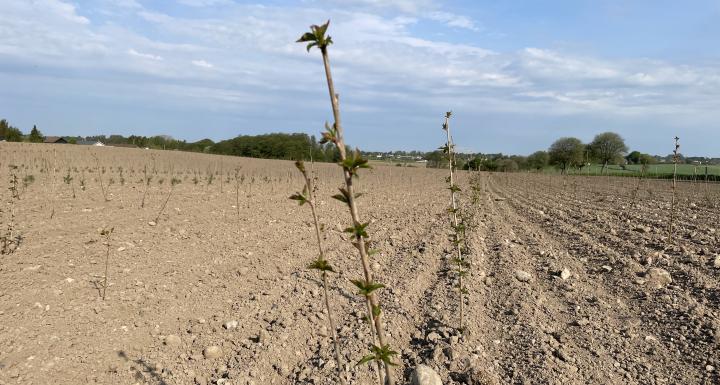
[
  {"x1": 0, "y1": 119, "x2": 23, "y2": 142},
  {"x1": 29, "y1": 125, "x2": 43, "y2": 143},
  {"x1": 626, "y1": 150, "x2": 642, "y2": 164},
  {"x1": 589, "y1": 132, "x2": 628, "y2": 173},
  {"x1": 526, "y1": 150, "x2": 549, "y2": 171},
  {"x1": 549, "y1": 137, "x2": 585, "y2": 173}
]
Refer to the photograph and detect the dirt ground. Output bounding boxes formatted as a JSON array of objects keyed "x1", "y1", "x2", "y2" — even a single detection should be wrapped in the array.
[{"x1": 0, "y1": 143, "x2": 718, "y2": 385}]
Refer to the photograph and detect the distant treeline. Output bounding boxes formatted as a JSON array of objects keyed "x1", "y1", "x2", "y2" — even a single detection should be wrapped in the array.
[
  {"x1": 3, "y1": 118, "x2": 718, "y2": 169},
  {"x1": 1, "y1": 118, "x2": 342, "y2": 162},
  {"x1": 89, "y1": 132, "x2": 343, "y2": 161},
  {"x1": 211, "y1": 133, "x2": 341, "y2": 161}
]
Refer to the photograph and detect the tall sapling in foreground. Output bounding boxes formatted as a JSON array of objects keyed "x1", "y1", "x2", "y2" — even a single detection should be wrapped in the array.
[{"x1": 298, "y1": 20, "x2": 397, "y2": 385}]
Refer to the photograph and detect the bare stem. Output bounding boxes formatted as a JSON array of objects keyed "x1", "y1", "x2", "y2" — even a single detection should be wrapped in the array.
[
  {"x1": 298, "y1": 164, "x2": 347, "y2": 385},
  {"x1": 321, "y1": 46, "x2": 393, "y2": 385},
  {"x1": 101, "y1": 229, "x2": 113, "y2": 300}
]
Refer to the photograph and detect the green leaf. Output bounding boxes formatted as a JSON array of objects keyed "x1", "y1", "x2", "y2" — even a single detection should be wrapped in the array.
[
  {"x1": 351, "y1": 279, "x2": 385, "y2": 296},
  {"x1": 356, "y1": 345, "x2": 399, "y2": 367},
  {"x1": 344, "y1": 222, "x2": 369, "y2": 238},
  {"x1": 340, "y1": 149, "x2": 370, "y2": 177},
  {"x1": 289, "y1": 193, "x2": 307, "y2": 205},
  {"x1": 357, "y1": 354, "x2": 375, "y2": 366},
  {"x1": 296, "y1": 32, "x2": 317, "y2": 43},
  {"x1": 372, "y1": 304, "x2": 382, "y2": 318},
  {"x1": 331, "y1": 187, "x2": 351, "y2": 204},
  {"x1": 448, "y1": 184, "x2": 461, "y2": 193},
  {"x1": 308, "y1": 258, "x2": 335, "y2": 272},
  {"x1": 452, "y1": 223, "x2": 466, "y2": 233}
]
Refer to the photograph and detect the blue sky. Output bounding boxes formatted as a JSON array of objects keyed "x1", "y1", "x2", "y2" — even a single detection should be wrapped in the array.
[{"x1": 1, "y1": 0, "x2": 719, "y2": 155}]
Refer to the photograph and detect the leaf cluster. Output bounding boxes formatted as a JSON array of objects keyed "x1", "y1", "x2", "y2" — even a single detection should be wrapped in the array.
[
  {"x1": 297, "y1": 20, "x2": 333, "y2": 52},
  {"x1": 357, "y1": 344, "x2": 398, "y2": 367}
]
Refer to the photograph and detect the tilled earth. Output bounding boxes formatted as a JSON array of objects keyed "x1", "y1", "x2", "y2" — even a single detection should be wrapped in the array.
[{"x1": 0, "y1": 144, "x2": 719, "y2": 385}]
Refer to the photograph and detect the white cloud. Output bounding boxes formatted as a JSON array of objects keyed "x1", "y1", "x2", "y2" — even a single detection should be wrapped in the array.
[
  {"x1": 128, "y1": 48, "x2": 163, "y2": 61},
  {"x1": 192, "y1": 59, "x2": 214, "y2": 68},
  {"x1": 177, "y1": 0, "x2": 232, "y2": 7},
  {"x1": 426, "y1": 11, "x2": 479, "y2": 31},
  {"x1": 330, "y1": 0, "x2": 436, "y2": 14}
]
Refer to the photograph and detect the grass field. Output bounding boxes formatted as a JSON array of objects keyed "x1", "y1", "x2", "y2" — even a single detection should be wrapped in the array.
[{"x1": 551, "y1": 163, "x2": 720, "y2": 179}]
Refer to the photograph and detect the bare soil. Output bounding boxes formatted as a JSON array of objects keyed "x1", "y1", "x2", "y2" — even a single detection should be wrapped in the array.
[{"x1": 0, "y1": 143, "x2": 718, "y2": 385}]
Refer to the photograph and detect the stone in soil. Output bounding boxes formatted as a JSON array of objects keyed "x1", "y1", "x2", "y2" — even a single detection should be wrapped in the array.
[
  {"x1": 410, "y1": 364, "x2": 442, "y2": 385},
  {"x1": 203, "y1": 345, "x2": 223, "y2": 359},
  {"x1": 645, "y1": 267, "x2": 672, "y2": 289},
  {"x1": 164, "y1": 334, "x2": 181, "y2": 347},
  {"x1": 559, "y1": 268, "x2": 571, "y2": 280},
  {"x1": 515, "y1": 270, "x2": 532, "y2": 283}
]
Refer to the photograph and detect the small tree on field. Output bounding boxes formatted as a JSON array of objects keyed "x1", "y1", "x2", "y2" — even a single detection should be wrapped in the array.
[
  {"x1": 549, "y1": 137, "x2": 584, "y2": 174},
  {"x1": 589, "y1": 132, "x2": 628, "y2": 174}
]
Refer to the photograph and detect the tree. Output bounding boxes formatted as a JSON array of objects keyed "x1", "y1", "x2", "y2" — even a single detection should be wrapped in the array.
[
  {"x1": 548, "y1": 137, "x2": 585, "y2": 173},
  {"x1": 638, "y1": 153, "x2": 654, "y2": 166},
  {"x1": 0, "y1": 119, "x2": 23, "y2": 142},
  {"x1": 626, "y1": 150, "x2": 642, "y2": 164},
  {"x1": 589, "y1": 132, "x2": 628, "y2": 174},
  {"x1": 29, "y1": 125, "x2": 43, "y2": 143},
  {"x1": 497, "y1": 158, "x2": 519, "y2": 172},
  {"x1": 526, "y1": 151, "x2": 549, "y2": 171}
]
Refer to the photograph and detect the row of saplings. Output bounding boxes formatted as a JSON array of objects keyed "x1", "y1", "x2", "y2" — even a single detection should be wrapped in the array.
[{"x1": 289, "y1": 21, "x2": 478, "y2": 385}]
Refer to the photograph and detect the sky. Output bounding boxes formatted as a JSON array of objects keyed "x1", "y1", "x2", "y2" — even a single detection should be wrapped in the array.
[{"x1": 1, "y1": 0, "x2": 719, "y2": 156}]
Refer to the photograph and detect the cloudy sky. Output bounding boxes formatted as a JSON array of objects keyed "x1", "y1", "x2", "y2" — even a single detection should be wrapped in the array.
[{"x1": 1, "y1": 0, "x2": 719, "y2": 155}]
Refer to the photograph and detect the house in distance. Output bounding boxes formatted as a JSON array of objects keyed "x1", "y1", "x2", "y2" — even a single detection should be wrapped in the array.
[{"x1": 43, "y1": 136, "x2": 68, "y2": 144}]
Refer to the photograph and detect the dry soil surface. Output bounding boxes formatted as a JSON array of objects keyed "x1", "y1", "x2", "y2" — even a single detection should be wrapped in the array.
[{"x1": 1, "y1": 143, "x2": 719, "y2": 385}]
